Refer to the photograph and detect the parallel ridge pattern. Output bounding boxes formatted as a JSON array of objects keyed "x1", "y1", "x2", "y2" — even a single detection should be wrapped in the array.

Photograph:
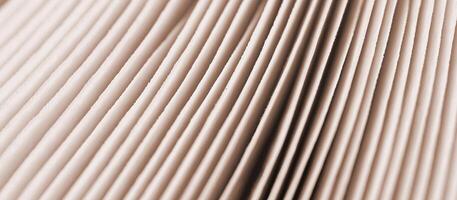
[{"x1": 0, "y1": 0, "x2": 456, "y2": 199}]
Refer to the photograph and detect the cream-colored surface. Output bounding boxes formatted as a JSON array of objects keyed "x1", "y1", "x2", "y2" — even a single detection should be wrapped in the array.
[{"x1": 0, "y1": 0, "x2": 456, "y2": 199}]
